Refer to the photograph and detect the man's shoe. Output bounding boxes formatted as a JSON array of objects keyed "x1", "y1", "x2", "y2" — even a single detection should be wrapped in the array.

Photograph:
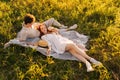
[{"x1": 69, "y1": 24, "x2": 77, "y2": 30}]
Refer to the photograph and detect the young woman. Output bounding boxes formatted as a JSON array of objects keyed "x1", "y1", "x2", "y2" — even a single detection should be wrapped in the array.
[{"x1": 37, "y1": 24, "x2": 102, "y2": 72}]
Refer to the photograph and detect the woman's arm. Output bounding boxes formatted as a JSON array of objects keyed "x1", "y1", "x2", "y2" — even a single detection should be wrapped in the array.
[
  {"x1": 48, "y1": 27, "x2": 59, "y2": 34},
  {"x1": 41, "y1": 36, "x2": 52, "y2": 55},
  {"x1": 46, "y1": 46, "x2": 51, "y2": 55}
]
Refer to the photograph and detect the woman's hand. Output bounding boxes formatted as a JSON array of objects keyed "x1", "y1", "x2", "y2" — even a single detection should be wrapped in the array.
[
  {"x1": 46, "y1": 47, "x2": 51, "y2": 55},
  {"x1": 48, "y1": 27, "x2": 54, "y2": 31},
  {"x1": 48, "y1": 27, "x2": 59, "y2": 34}
]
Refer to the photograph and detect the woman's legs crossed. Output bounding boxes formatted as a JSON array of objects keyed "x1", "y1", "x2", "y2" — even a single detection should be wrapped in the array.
[
  {"x1": 66, "y1": 47, "x2": 94, "y2": 72},
  {"x1": 66, "y1": 43, "x2": 101, "y2": 65},
  {"x1": 77, "y1": 44, "x2": 88, "y2": 51},
  {"x1": 66, "y1": 43, "x2": 92, "y2": 60}
]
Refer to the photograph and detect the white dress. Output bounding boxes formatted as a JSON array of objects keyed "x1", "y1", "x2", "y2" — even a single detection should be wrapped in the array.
[{"x1": 41, "y1": 33, "x2": 74, "y2": 54}]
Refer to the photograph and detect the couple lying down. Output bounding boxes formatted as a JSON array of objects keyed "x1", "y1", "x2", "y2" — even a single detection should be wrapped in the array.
[
  {"x1": 5, "y1": 14, "x2": 102, "y2": 72},
  {"x1": 25, "y1": 23, "x2": 102, "y2": 72}
]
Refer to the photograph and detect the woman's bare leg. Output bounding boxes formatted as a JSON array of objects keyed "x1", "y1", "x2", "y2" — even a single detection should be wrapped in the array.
[
  {"x1": 66, "y1": 48, "x2": 94, "y2": 72},
  {"x1": 66, "y1": 43, "x2": 101, "y2": 65},
  {"x1": 68, "y1": 49, "x2": 88, "y2": 63},
  {"x1": 66, "y1": 43, "x2": 92, "y2": 60},
  {"x1": 77, "y1": 44, "x2": 88, "y2": 51}
]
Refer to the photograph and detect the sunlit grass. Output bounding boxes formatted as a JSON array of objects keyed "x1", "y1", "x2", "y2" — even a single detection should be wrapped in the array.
[{"x1": 0, "y1": 0, "x2": 120, "y2": 79}]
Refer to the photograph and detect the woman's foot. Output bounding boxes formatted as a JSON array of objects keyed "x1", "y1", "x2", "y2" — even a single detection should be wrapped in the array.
[
  {"x1": 86, "y1": 61, "x2": 94, "y2": 72},
  {"x1": 90, "y1": 58, "x2": 102, "y2": 66}
]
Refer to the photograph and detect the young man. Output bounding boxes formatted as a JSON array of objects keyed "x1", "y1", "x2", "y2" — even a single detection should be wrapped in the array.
[{"x1": 17, "y1": 14, "x2": 40, "y2": 41}]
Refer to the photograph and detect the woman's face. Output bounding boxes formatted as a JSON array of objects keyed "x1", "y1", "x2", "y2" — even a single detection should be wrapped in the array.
[{"x1": 40, "y1": 24, "x2": 47, "y2": 34}]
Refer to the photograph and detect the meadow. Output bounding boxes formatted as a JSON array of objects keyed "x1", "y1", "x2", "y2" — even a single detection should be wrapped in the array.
[{"x1": 0, "y1": 0, "x2": 120, "y2": 80}]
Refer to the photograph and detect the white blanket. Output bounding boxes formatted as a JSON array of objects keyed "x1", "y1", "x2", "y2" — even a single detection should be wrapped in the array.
[{"x1": 4, "y1": 30, "x2": 89, "y2": 61}]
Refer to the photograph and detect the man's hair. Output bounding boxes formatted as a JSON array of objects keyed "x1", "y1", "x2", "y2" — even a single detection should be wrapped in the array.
[{"x1": 24, "y1": 14, "x2": 35, "y2": 24}]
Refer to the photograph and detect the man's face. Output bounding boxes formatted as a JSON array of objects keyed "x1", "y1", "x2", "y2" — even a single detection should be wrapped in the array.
[{"x1": 27, "y1": 22, "x2": 33, "y2": 28}]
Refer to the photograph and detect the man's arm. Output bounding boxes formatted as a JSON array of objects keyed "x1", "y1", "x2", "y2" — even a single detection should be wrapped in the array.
[{"x1": 17, "y1": 30, "x2": 28, "y2": 42}]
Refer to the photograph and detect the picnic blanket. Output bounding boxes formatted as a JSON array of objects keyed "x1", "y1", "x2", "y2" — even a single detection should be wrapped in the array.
[{"x1": 4, "y1": 30, "x2": 89, "y2": 61}]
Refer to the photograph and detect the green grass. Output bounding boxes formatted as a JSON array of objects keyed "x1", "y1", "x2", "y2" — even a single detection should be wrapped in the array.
[{"x1": 0, "y1": 0, "x2": 120, "y2": 80}]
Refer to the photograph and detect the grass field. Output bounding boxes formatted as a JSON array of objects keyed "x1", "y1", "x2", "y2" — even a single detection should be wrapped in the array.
[{"x1": 0, "y1": 0, "x2": 120, "y2": 80}]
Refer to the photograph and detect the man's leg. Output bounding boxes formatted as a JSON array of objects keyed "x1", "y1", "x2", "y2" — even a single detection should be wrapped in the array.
[{"x1": 43, "y1": 18, "x2": 67, "y2": 28}]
